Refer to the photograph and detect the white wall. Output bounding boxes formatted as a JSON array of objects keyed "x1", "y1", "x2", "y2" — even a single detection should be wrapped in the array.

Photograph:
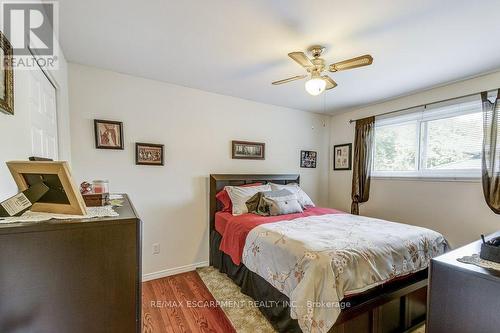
[
  {"x1": 0, "y1": 41, "x2": 71, "y2": 200},
  {"x1": 328, "y1": 71, "x2": 500, "y2": 248},
  {"x1": 67, "y1": 63, "x2": 330, "y2": 278},
  {"x1": 67, "y1": 63, "x2": 500, "y2": 277}
]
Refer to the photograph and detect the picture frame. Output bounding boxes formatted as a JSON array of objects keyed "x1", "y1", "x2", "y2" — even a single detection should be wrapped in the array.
[
  {"x1": 333, "y1": 143, "x2": 352, "y2": 170},
  {"x1": 94, "y1": 119, "x2": 124, "y2": 150},
  {"x1": 136, "y1": 142, "x2": 164, "y2": 166},
  {"x1": 6, "y1": 161, "x2": 87, "y2": 215},
  {"x1": 0, "y1": 31, "x2": 14, "y2": 115},
  {"x1": 232, "y1": 140, "x2": 265, "y2": 160},
  {"x1": 300, "y1": 150, "x2": 317, "y2": 168}
]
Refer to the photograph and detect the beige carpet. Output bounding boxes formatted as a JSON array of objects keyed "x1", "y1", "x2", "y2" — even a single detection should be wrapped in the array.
[
  {"x1": 197, "y1": 266, "x2": 275, "y2": 332},
  {"x1": 197, "y1": 266, "x2": 425, "y2": 333}
]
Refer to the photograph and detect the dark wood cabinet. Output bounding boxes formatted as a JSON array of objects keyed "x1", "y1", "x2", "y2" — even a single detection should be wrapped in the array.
[
  {"x1": 427, "y1": 231, "x2": 500, "y2": 333},
  {"x1": 0, "y1": 194, "x2": 142, "y2": 333}
]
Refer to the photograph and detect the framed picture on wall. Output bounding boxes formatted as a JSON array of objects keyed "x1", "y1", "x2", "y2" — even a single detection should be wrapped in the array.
[
  {"x1": 333, "y1": 143, "x2": 352, "y2": 170},
  {"x1": 0, "y1": 31, "x2": 14, "y2": 115},
  {"x1": 300, "y1": 150, "x2": 317, "y2": 168},
  {"x1": 136, "y1": 142, "x2": 164, "y2": 166},
  {"x1": 232, "y1": 141, "x2": 265, "y2": 160},
  {"x1": 94, "y1": 119, "x2": 124, "y2": 150}
]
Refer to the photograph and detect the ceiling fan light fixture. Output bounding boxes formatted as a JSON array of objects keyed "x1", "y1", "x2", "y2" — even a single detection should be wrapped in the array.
[
  {"x1": 305, "y1": 77, "x2": 326, "y2": 96},
  {"x1": 272, "y1": 46, "x2": 373, "y2": 94}
]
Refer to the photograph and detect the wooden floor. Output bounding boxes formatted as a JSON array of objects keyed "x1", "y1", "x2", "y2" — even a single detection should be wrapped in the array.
[{"x1": 142, "y1": 271, "x2": 236, "y2": 333}]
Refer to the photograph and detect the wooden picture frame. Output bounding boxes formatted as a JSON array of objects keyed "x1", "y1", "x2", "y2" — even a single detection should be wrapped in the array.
[
  {"x1": 6, "y1": 161, "x2": 87, "y2": 215},
  {"x1": 0, "y1": 31, "x2": 14, "y2": 115},
  {"x1": 334, "y1": 143, "x2": 352, "y2": 170},
  {"x1": 135, "y1": 142, "x2": 164, "y2": 166},
  {"x1": 300, "y1": 150, "x2": 317, "y2": 168},
  {"x1": 232, "y1": 141, "x2": 265, "y2": 160},
  {"x1": 94, "y1": 119, "x2": 124, "y2": 150}
]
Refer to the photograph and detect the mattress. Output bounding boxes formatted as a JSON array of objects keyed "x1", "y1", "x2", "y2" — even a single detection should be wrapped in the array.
[
  {"x1": 210, "y1": 229, "x2": 429, "y2": 333},
  {"x1": 241, "y1": 213, "x2": 448, "y2": 333},
  {"x1": 214, "y1": 211, "x2": 233, "y2": 235},
  {"x1": 216, "y1": 207, "x2": 343, "y2": 265}
]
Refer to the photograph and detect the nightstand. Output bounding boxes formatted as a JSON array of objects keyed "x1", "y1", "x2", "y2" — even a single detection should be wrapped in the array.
[{"x1": 427, "y1": 231, "x2": 500, "y2": 333}]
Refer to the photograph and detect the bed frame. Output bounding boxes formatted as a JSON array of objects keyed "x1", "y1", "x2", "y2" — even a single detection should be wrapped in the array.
[{"x1": 209, "y1": 174, "x2": 428, "y2": 333}]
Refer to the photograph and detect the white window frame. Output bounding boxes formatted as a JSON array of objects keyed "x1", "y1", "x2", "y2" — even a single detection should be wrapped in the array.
[{"x1": 372, "y1": 97, "x2": 483, "y2": 181}]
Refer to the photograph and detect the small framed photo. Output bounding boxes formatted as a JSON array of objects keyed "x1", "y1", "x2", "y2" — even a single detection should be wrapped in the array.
[
  {"x1": 300, "y1": 150, "x2": 317, "y2": 168},
  {"x1": 232, "y1": 141, "x2": 265, "y2": 160},
  {"x1": 0, "y1": 31, "x2": 14, "y2": 115},
  {"x1": 6, "y1": 161, "x2": 87, "y2": 215},
  {"x1": 94, "y1": 119, "x2": 124, "y2": 150},
  {"x1": 136, "y1": 142, "x2": 164, "y2": 166},
  {"x1": 334, "y1": 143, "x2": 352, "y2": 170}
]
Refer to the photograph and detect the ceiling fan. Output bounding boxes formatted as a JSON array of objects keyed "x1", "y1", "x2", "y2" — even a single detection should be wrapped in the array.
[{"x1": 272, "y1": 45, "x2": 373, "y2": 96}]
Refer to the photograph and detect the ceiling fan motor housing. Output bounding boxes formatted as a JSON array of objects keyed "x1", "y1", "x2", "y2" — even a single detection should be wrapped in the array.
[
  {"x1": 308, "y1": 45, "x2": 325, "y2": 58},
  {"x1": 310, "y1": 58, "x2": 325, "y2": 73}
]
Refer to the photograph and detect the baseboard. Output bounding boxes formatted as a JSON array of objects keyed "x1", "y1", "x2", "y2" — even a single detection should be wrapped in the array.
[{"x1": 142, "y1": 261, "x2": 209, "y2": 282}]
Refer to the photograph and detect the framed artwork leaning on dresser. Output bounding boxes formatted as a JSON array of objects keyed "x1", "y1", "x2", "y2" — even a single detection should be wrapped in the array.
[{"x1": 6, "y1": 161, "x2": 87, "y2": 215}]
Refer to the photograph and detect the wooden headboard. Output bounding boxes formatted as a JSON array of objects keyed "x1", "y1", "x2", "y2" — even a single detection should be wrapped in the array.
[{"x1": 209, "y1": 174, "x2": 300, "y2": 232}]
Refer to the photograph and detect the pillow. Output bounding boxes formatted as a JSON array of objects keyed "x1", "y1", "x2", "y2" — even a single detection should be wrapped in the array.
[
  {"x1": 246, "y1": 189, "x2": 302, "y2": 216},
  {"x1": 225, "y1": 184, "x2": 271, "y2": 215},
  {"x1": 216, "y1": 183, "x2": 262, "y2": 212},
  {"x1": 263, "y1": 193, "x2": 303, "y2": 216},
  {"x1": 269, "y1": 183, "x2": 315, "y2": 208},
  {"x1": 246, "y1": 189, "x2": 292, "y2": 214}
]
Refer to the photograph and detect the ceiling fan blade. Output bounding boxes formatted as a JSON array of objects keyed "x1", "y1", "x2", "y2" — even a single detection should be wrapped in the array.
[
  {"x1": 329, "y1": 54, "x2": 373, "y2": 72},
  {"x1": 288, "y1": 52, "x2": 314, "y2": 68},
  {"x1": 322, "y1": 75, "x2": 337, "y2": 90},
  {"x1": 272, "y1": 74, "x2": 307, "y2": 85}
]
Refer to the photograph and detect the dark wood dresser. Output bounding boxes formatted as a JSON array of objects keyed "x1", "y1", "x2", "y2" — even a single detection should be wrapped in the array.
[
  {"x1": 427, "y1": 231, "x2": 500, "y2": 333},
  {"x1": 0, "y1": 194, "x2": 142, "y2": 333}
]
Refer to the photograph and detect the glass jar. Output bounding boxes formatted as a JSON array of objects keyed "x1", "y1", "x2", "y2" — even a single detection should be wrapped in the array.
[{"x1": 92, "y1": 180, "x2": 109, "y2": 194}]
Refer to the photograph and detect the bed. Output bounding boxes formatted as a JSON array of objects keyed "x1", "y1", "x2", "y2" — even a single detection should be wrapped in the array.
[{"x1": 209, "y1": 174, "x2": 447, "y2": 333}]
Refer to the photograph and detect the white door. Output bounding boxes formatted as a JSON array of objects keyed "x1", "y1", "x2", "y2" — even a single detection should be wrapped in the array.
[{"x1": 29, "y1": 65, "x2": 58, "y2": 160}]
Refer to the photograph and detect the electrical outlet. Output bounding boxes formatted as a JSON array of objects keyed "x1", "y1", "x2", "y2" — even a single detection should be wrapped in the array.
[{"x1": 152, "y1": 243, "x2": 160, "y2": 255}]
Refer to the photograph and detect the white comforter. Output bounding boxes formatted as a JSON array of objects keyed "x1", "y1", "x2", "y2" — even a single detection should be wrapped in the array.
[{"x1": 241, "y1": 213, "x2": 447, "y2": 333}]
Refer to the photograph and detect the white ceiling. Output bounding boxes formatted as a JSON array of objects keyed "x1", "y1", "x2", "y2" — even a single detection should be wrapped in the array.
[{"x1": 59, "y1": 0, "x2": 500, "y2": 114}]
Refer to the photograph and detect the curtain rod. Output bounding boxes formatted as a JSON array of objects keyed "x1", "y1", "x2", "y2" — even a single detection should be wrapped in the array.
[{"x1": 347, "y1": 89, "x2": 498, "y2": 124}]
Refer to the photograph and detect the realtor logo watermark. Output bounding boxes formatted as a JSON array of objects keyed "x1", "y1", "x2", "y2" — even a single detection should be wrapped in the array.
[{"x1": 1, "y1": 1, "x2": 59, "y2": 69}]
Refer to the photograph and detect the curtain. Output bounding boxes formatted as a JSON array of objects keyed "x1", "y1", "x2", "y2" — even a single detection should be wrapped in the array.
[
  {"x1": 481, "y1": 90, "x2": 500, "y2": 214},
  {"x1": 351, "y1": 116, "x2": 375, "y2": 215}
]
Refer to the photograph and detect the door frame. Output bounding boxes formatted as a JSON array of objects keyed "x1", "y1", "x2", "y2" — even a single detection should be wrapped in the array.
[{"x1": 27, "y1": 46, "x2": 62, "y2": 159}]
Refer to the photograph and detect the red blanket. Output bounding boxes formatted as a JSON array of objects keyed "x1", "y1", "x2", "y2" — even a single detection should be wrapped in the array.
[{"x1": 217, "y1": 207, "x2": 344, "y2": 265}]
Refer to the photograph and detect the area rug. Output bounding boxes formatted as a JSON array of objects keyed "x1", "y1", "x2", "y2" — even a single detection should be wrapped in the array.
[
  {"x1": 197, "y1": 266, "x2": 425, "y2": 333},
  {"x1": 197, "y1": 266, "x2": 276, "y2": 332}
]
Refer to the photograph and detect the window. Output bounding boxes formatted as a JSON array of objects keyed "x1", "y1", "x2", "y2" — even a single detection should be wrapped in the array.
[{"x1": 373, "y1": 95, "x2": 486, "y2": 179}]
